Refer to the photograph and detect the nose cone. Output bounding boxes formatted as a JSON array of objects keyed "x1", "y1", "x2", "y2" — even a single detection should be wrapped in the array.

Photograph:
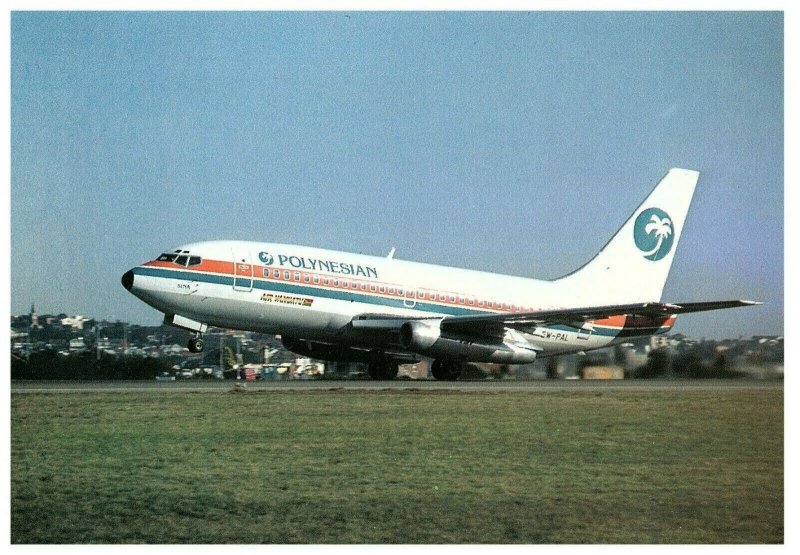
[{"x1": 121, "y1": 270, "x2": 135, "y2": 291}]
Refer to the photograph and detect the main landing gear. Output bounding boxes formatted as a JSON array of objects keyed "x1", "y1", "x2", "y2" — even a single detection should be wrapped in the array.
[
  {"x1": 430, "y1": 360, "x2": 462, "y2": 381},
  {"x1": 367, "y1": 358, "x2": 400, "y2": 380},
  {"x1": 188, "y1": 335, "x2": 205, "y2": 353}
]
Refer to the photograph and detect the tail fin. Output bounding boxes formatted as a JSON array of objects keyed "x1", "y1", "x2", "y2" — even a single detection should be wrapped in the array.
[{"x1": 554, "y1": 168, "x2": 699, "y2": 305}]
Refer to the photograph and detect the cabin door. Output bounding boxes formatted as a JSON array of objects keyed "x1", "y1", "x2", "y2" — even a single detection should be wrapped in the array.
[{"x1": 232, "y1": 248, "x2": 253, "y2": 292}]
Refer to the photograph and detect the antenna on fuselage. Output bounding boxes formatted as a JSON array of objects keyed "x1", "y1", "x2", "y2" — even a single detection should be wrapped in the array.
[{"x1": 387, "y1": 247, "x2": 396, "y2": 259}]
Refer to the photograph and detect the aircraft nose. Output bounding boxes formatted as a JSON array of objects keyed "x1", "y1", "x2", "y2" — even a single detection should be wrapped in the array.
[{"x1": 121, "y1": 270, "x2": 135, "y2": 291}]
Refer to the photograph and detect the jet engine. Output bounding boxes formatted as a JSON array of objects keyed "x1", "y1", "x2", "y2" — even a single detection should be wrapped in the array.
[{"x1": 400, "y1": 319, "x2": 539, "y2": 364}]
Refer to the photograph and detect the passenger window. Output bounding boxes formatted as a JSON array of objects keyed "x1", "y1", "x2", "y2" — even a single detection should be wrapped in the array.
[
  {"x1": 449, "y1": 295, "x2": 455, "y2": 303},
  {"x1": 388, "y1": 287, "x2": 395, "y2": 295},
  {"x1": 273, "y1": 269, "x2": 279, "y2": 278},
  {"x1": 284, "y1": 271, "x2": 290, "y2": 280},
  {"x1": 294, "y1": 272, "x2": 300, "y2": 281},
  {"x1": 304, "y1": 275, "x2": 310, "y2": 283},
  {"x1": 313, "y1": 276, "x2": 320, "y2": 284}
]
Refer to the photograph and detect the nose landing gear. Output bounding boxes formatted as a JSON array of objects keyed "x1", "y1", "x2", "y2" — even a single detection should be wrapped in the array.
[
  {"x1": 165, "y1": 314, "x2": 208, "y2": 352},
  {"x1": 188, "y1": 336, "x2": 205, "y2": 353}
]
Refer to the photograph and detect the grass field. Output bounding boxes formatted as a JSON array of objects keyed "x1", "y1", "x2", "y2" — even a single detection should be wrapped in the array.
[{"x1": 11, "y1": 387, "x2": 783, "y2": 543}]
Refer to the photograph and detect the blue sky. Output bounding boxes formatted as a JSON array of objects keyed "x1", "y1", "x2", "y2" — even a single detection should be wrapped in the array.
[{"x1": 10, "y1": 11, "x2": 783, "y2": 339}]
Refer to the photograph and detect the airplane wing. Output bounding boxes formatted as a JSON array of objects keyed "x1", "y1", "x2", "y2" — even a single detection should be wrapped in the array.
[
  {"x1": 439, "y1": 300, "x2": 761, "y2": 336},
  {"x1": 351, "y1": 300, "x2": 761, "y2": 337}
]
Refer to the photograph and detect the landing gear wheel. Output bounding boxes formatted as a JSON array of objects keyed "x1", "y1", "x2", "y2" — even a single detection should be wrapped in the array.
[
  {"x1": 368, "y1": 359, "x2": 399, "y2": 380},
  {"x1": 431, "y1": 360, "x2": 461, "y2": 381},
  {"x1": 188, "y1": 337, "x2": 205, "y2": 353}
]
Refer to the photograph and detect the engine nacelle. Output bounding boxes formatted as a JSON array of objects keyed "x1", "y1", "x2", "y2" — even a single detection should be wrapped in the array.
[
  {"x1": 399, "y1": 320, "x2": 441, "y2": 351},
  {"x1": 400, "y1": 319, "x2": 538, "y2": 364}
]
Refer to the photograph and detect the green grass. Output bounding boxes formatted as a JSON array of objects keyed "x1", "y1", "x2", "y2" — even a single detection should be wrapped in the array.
[{"x1": 11, "y1": 388, "x2": 783, "y2": 543}]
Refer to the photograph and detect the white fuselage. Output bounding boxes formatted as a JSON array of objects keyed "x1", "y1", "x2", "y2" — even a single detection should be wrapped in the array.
[{"x1": 124, "y1": 240, "x2": 674, "y2": 358}]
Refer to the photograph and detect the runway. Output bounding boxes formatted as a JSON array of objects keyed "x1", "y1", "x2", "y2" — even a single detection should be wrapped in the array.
[{"x1": 10, "y1": 379, "x2": 783, "y2": 394}]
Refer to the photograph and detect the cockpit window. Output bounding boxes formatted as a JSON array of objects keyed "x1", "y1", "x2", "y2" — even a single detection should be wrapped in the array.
[{"x1": 157, "y1": 253, "x2": 201, "y2": 266}]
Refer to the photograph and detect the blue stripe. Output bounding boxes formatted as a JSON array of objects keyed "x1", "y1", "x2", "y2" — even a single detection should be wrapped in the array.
[{"x1": 135, "y1": 266, "x2": 234, "y2": 286}]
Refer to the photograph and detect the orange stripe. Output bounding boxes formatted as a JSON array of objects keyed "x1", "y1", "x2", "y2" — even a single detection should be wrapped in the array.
[
  {"x1": 593, "y1": 314, "x2": 676, "y2": 329},
  {"x1": 144, "y1": 259, "x2": 234, "y2": 274},
  {"x1": 594, "y1": 315, "x2": 627, "y2": 327}
]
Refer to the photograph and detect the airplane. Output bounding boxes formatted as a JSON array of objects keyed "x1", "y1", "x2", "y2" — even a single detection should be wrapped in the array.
[{"x1": 121, "y1": 168, "x2": 760, "y2": 380}]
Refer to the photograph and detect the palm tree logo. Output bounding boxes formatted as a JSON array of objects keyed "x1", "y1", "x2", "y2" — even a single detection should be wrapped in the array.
[
  {"x1": 633, "y1": 208, "x2": 675, "y2": 261},
  {"x1": 258, "y1": 252, "x2": 274, "y2": 265}
]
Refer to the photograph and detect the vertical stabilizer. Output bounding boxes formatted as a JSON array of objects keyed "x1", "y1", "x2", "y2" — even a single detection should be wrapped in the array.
[{"x1": 554, "y1": 168, "x2": 699, "y2": 305}]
